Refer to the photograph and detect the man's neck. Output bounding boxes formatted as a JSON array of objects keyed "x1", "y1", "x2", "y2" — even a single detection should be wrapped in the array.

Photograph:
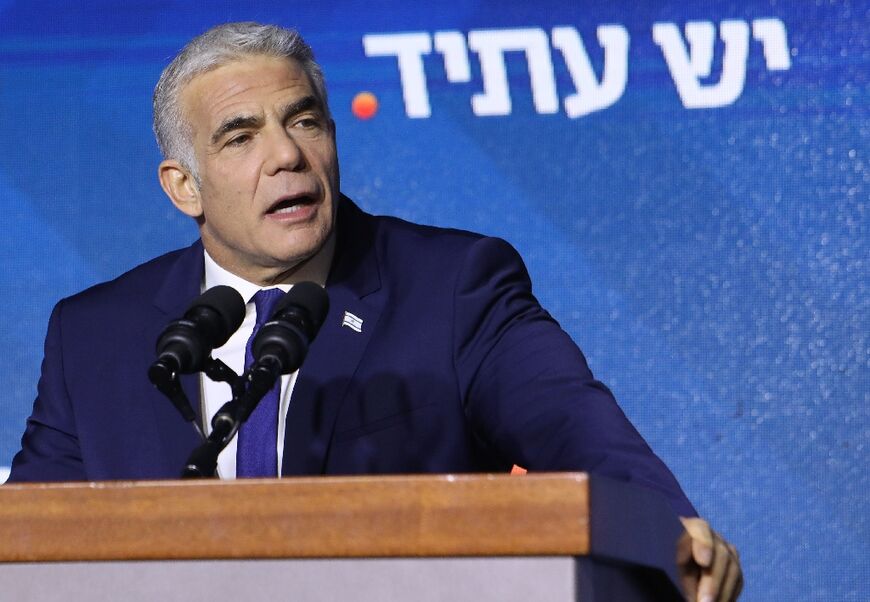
[{"x1": 204, "y1": 231, "x2": 336, "y2": 288}]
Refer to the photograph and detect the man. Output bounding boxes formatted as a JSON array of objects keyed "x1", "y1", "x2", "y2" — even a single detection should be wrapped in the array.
[{"x1": 10, "y1": 22, "x2": 741, "y2": 601}]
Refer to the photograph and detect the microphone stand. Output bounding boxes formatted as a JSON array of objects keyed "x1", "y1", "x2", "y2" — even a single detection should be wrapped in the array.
[
  {"x1": 149, "y1": 364, "x2": 205, "y2": 441},
  {"x1": 180, "y1": 356, "x2": 282, "y2": 478}
]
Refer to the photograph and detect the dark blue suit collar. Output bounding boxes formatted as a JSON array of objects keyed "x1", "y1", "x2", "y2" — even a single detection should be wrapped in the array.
[
  {"x1": 152, "y1": 239, "x2": 205, "y2": 317},
  {"x1": 327, "y1": 194, "x2": 381, "y2": 298}
]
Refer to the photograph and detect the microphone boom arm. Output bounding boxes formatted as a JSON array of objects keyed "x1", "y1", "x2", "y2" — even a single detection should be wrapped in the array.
[{"x1": 182, "y1": 358, "x2": 279, "y2": 478}]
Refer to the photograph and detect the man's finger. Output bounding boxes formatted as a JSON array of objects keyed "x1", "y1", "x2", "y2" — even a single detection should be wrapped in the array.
[
  {"x1": 676, "y1": 530, "x2": 700, "y2": 601},
  {"x1": 681, "y1": 517, "x2": 715, "y2": 567},
  {"x1": 717, "y1": 545, "x2": 742, "y2": 602},
  {"x1": 698, "y1": 535, "x2": 729, "y2": 602}
]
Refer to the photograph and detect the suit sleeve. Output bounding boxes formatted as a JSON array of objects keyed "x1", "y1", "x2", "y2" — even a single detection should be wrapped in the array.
[
  {"x1": 452, "y1": 236, "x2": 696, "y2": 516},
  {"x1": 7, "y1": 300, "x2": 87, "y2": 482}
]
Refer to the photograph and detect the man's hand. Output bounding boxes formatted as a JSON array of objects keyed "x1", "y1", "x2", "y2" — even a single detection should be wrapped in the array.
[{"x1": 677, "y1": 517, "x2": 743, "y2": 602}]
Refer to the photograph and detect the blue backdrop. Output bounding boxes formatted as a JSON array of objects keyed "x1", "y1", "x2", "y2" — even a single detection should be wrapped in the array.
[{"x1": 0, "y1": 1, "x2": 866, "y2": 599}]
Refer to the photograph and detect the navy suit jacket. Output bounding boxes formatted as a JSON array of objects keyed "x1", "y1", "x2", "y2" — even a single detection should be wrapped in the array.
[{"x1": 10, "y1": 197, "x2": 695, "y2": 516}]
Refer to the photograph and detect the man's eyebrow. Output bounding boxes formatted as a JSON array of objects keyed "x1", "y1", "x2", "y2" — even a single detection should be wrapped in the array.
[
  {"x1": 280, "y1": 95, "x2": 322, "y2": 120},
  {"x1": 210, "y1": 114, "x2": 262, "y2": 145}
]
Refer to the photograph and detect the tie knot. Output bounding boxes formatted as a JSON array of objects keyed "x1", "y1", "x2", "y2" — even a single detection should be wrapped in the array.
[{"x1": 251, "y1": 288, "x2": 284, "y2": 328}]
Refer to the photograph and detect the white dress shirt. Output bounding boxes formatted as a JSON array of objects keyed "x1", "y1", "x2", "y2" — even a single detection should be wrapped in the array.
[{"x1": 201, "y1": 251, "x2": 299, "y2": 479}]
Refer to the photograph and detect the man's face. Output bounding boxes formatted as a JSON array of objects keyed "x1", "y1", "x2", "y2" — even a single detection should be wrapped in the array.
[{"x1": 176, "y1": 55, "x2": 338, "y2": 283}]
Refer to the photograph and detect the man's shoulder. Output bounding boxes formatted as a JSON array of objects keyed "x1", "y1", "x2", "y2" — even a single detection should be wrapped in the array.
[
  {"x1": 372, "y1": 211, "x2": 524, "y2": 271},
  {"x1": 59, "y1": 241, "x2": 201, "y2": 315},
  {"x1": 343, "y1": 199, "x2": 524, "y2": 280},
  {"x1": 374, "y1": 212, "x2": 485, "y2": 248}
]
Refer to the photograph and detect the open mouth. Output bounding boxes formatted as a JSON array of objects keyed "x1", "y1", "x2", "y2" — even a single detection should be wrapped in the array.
[{"x1": 265, "y1": 194, "x2": 317, "y2": 216}]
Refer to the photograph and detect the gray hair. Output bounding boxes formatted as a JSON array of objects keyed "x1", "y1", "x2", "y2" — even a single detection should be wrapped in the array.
[{"x1": 153, "y1": 22, "x2": 329, "y2": 179}]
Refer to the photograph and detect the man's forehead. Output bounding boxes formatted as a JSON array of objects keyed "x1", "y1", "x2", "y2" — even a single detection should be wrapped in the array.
[{"x1": 181, "y1": 55, "x2": 317, "y2": 130}]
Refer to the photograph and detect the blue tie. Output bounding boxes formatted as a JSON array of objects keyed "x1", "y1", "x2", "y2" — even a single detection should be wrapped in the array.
[{"x1": 236, "y1": 288, "x2": 285, "y2": 478}]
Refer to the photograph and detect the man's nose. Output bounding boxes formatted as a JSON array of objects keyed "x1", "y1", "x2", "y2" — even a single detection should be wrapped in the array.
[{"x1": 264, "y1": 127, "x2": 304, "y2": 175}]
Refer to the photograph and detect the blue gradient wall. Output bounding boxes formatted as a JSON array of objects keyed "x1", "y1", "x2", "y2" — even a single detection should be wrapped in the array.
[{"x1": 0, "y1": 2, "x2": 866, "y2": 600}]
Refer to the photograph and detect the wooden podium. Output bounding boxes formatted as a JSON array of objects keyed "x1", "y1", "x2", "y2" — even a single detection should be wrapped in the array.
[{"x1": 0, "y1": 473, "x2": 686, "y2": 601}]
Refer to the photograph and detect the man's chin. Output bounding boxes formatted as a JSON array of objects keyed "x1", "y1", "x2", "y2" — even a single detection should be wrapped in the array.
[{"x1": 263, "y1": 234, "x2": 334, "y2": 285}]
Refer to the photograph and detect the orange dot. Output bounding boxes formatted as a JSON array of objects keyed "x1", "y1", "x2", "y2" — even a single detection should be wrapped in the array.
[{"x1": 352, "y1": 91, "x2": 378, "y2": 120}]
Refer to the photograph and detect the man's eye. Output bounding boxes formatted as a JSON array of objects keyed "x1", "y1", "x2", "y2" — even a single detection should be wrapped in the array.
[
  {"x1": 294, "y1": 116, "x2": 320, "y2": 129},
  {"x1": 226, "y1": 133, "x2": 251, "y2": 146}
]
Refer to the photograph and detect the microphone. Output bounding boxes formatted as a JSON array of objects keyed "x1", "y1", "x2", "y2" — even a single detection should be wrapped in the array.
[
  {"x1": 252, "y1": 281, "x2": 330, "y2": 374},
  {"x1": 151, "y1": 285, "x2": 246, "y2": 375},
  {"x1": 149, "y1": 286, "x2": 245, "y2": 425},
  {"x1": 236, "y1": 282, "x2": 329, "y2": 421}
]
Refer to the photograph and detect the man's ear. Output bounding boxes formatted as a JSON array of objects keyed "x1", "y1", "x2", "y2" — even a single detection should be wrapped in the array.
[{"x1": 158, "y1": 159, "x2": 202, "y2": 218}]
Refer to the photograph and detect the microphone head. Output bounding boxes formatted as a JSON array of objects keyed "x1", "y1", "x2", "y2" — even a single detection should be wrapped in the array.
[
  {"x1": 186, "y1": 285, "x2": 246, "y2": 347},
  {"x1": 251, "y1": 282, "x2": 329, "y2": 376},
  {"x1": 272, "y1": 282, "x2": 330, "y2": 335}
]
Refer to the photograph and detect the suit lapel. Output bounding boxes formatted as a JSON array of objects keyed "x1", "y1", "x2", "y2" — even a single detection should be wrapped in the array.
[
  {"x1": 147, "y1": 241, "x2": 206, "y2": 470},
  {"x1": 282, "y1": 197, "x2": 385, "y2": 475}
]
